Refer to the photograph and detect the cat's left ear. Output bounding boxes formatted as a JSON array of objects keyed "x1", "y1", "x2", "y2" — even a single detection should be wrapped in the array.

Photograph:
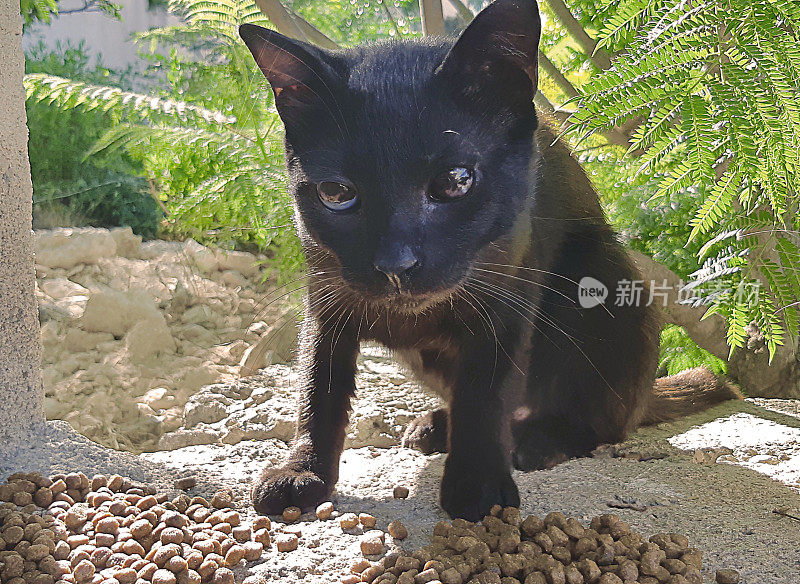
[{"x1": 436, "y1": 0, "x2": 541, "y2": 106}]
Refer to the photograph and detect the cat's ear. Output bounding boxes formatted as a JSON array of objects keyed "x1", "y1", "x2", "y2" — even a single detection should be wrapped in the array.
[
  {"x1": 239, "y1": 24, "x2": 344, "y2": 130},
  {"x1": 436, "y1": 0, "x2": 541, "y2": 106}
]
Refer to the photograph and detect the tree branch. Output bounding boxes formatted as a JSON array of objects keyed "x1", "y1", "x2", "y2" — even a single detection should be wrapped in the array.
[
  {"x1": 288, "y1": 10, "x2": 339, "y2": 49},
  {"x1": 252, "y1": 0, "x2": 309, "y2": 43},
  {"x1": 419, "y1": 0, "x2": 446, "y2": 36},
  {"x1": 534, "y1": 92, "x2": 571, "y2": 125},
  {"x1": 447, "y1": 0, "x2": 475, "y2": 23},
  {"x1": 253, "y1": 0, "x2": 340, "y2": 50},
  {"x1": 540, "y1": 0, "x2": 612, "y2": 70},
  {"x1": 538, "y1": 50, "x2": 579, "y2": 99},
  {"x1": 628, "y1": 250, "x2": 730, "y2": 360}
]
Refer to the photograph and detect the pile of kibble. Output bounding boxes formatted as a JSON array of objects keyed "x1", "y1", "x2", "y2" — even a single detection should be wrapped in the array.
[
  {"x1": 342, "y1": 505, "x2": 741, "y2": 584},
  {"x1": 0, "y1": 470, "x2": 741, "y2": 584},
  {"x1": 0, "y1": 471, "x2": 269, "y2": 584}
]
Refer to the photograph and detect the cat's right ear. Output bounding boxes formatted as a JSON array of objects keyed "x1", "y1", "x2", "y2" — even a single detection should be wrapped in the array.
[
  {"x1": 435, "y1": 0, "x2": 541, "y2": 111},
  {"x1": 239, "y1": 24, "x2": 344, "y2": 130}
]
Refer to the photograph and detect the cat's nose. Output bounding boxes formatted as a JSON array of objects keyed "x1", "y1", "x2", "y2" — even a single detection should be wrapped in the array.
[{"x1": 374, "y1": 249, "x2": 420, "y2": 289}]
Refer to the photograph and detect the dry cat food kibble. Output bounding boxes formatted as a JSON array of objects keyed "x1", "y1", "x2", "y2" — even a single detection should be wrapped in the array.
[
  {"x1": 0, "y1": 472, "x2": 271, "y2": 584},
  {"x1": 345, "y1": 505, "x2": 740, "y2": 584},
  {"x1": 274, "y1": 534, "x2": 299, "y2": 553},
  {"x1": 340, "y1": 513, "x2": 361, "y2": 531},
  {"x1": 392, "y1": 487, "x2": 409, "y2": 500},
  {"x1": 360, "y1": 531, "x2": 386, "y2": 556},
  {"x1": 387, "y1": 520, "x2": 408, "y2": 541},
  {"x1": 316, "y1": 502, "x2": 334, "y2": 521},
  {"x1": 359, "y1": 514, "x2": 377, "y2": 529},
  {"x1": 282, "y1": 506, "x2": 302, "y2": 523}
]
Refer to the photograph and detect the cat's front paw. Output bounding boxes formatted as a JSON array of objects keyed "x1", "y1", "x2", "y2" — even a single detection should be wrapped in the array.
[
  {"x1": 251, "y1": 466, "x2": 330, "y2": 515},
  {"x1": 440, "y1": 455, "x2": 519, "y2": 521}
]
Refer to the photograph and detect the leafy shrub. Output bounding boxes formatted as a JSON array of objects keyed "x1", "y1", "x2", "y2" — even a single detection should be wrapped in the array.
[
  {"x1": 570, "y1": 0, "x2": 800, "y2": 360},
  {"x1": 658, "y1": 325, "x2": 727, "y2": 377},
  {"x1": 25, "y1": 2, "x2": 300, "y2": 274},
  {"x1": 25, "y1": 42, "x2": 161, "y2": 237}
]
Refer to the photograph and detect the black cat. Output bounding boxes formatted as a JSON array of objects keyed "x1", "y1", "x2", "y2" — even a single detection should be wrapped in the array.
[{"x1": 239, "y1": 0, "x2": 739, "y2": 521}]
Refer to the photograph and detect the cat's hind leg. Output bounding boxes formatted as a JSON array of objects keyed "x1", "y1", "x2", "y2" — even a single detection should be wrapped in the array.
[
  {"x1": 401, "y1": 408, "x2": 448, "y2": 454},
  {"x1": 510, "y1": 244, "x2": 660, "y2": 471}
]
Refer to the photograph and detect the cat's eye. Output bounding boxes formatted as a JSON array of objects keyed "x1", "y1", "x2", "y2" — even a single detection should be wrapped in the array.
[
  {"x1": 317, "y1": 181, "x2": 358, "y2": 211},
  {"x1": 429, "y1": 167, "x2": 475, "y2": 201}
]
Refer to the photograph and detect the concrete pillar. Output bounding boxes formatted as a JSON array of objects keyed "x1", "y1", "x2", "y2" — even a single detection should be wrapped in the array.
[{"x1": 0, "y1": 0, "x2": 46, "y2": 469}]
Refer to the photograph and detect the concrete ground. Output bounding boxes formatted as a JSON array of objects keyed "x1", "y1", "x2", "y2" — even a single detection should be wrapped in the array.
[{"x1": 3, "y1": 377, "x2": 800, "y2": 583}]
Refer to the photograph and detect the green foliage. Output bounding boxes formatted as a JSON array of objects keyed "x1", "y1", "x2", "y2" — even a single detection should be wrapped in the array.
[
  {"x1": 292, "y1": 0, "x2": 421, "y2": 44},
  {"x1": 25, "y1": 0, "x2": 302, "y2": 274},
  {"x1": 21, "y1": 0, "x2": 59, "y2": 25},
  {"x1": 659, "y1": 324, "x2": 727, "y2": 377},
  {"x1": 20, "y1": 0, "x2": 121, "y2": 26},
  {"x1": 25, "y1": 43, "x2": 161, "y2": 237},
  {"x1": 570, "y1": 0, "x2": 800, "y2": 361}
]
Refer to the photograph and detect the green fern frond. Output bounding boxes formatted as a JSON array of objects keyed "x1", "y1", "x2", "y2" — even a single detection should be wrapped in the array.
[
  {"x1": 24, "y1": 74, "x2": 237, "y2": 126},
  {"x1": 688, "y1": 168, "x2": 740, "y2": 242},
  {"x1": 597, "y1": 0, "x2": 655, "y2": 49},
  {"x1": 574, "y1": 0, "x2": 800, "y2": 359},
  {"x1": 726, "y1": 303, "x2": 750, "y2": 356}
]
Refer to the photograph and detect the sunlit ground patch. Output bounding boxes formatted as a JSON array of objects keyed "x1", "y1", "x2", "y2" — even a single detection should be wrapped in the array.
[{"x1": 669, "y1": 412, "x2": 800, "y2": 491}]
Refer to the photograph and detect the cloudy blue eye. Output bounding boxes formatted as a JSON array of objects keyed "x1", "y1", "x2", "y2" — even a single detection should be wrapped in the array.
[
  {"x1": 318, "y1": 181, "x2": 358, "y2": 211},
  {"x1": 429, "y1": 167, "x2": 475, "y2": 201}
]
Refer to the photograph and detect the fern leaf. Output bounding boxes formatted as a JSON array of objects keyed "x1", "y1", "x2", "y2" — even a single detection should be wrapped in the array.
[{"x1": 688, "y1": 168, "x2": 740, "y2": 242}]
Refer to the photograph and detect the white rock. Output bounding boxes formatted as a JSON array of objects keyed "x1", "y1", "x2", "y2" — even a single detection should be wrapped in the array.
[
  {"x1": 223, "y1": 340, "x2": 249, "y2": 364},
  {"x1": 220, "y1": 270, "x2": 248, "y2": 288},
  {"x1": 240, "y1": 321, "x2": 298, "y2": 376},
  {"x1": 174, "y1": 324, "x2": 217, "y2": 345},
  {"x1": 35, "y1": 227, "x2": 117, "y2": 269},
  {"x1": 139, "y1": 387, "x2": 176, "y2": 411},
  {"x1": 183, "y1": 393, "x2": 230, "y2": 427},
  {"x1": 40, "y1": 277, "x2": 89, "y2": 299},
  {"x1": 40, "y1": 320, "x2": 62, "y2": 347},
  {"x1": 248, "y1": 321, "x2": 269, "y2": 335},
  {"x1": 215, "y1": 250, "x2": 259, "y2": 277},
  {"x1": 239, "y1": 345, "x2": 276, "y2": 377},
  {"x1": 109, "y1": 226, "x2": 142, "y2": 258},
  {"x1": 180, "y1": 365, "x2": 223, "y2": 392},
  {"x1": 182, "y1": 305, "x2": 216, "y2": 326},
  {"x1": 64, "y1": 328, "x2": 114, "y2": 353},
  {"x1": 235, "y1": 298, "x2": 256, "y2": 314},
  {"x1": 183, "y1": 239, "x2": 219, "y2": 273},
  {"x1": 80, "y1": 289, "x2": 161, "y2": 336},
  {"x1": 125, "y1": 316, "x2": 176, "y2": 363},
  {"x1": 158, "y1": 428, "x2": 220, "y2": 450}
]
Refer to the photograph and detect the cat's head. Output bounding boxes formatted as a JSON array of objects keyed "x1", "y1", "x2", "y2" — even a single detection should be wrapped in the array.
[{"x1": 241, "y1": 0, "x2": 541, "y2": 311}]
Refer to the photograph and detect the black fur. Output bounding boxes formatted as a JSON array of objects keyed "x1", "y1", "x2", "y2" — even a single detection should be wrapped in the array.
[{"x1": 240, "y1": 0, "x2": 661, "y2": 521}]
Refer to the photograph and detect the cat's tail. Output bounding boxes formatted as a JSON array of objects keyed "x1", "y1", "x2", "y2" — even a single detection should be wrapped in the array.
[{"x1": 642, "y1": 367, "x2": 743, "y2": 425}]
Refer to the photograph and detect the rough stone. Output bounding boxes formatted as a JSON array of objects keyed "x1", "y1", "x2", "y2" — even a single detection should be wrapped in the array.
[
  {"x1": 125, "y1": 316, "x2": 176, "y2": 364},
  {"x1": 40, "y1": 278, "x2": 89, "y2": 300},
  {"x1": 35, "y1": 228, "x2": 117, "y2": 269},
  {"x1": 33, "y1": 228, "x2": 278, "y2": 452},
  {"x1": 183, "y1": 394, "x2": 230, "y2": 428},
  {"x1": 109, "y1": 227, "x2": 141, "y2": 258},
  {"x1": 80, "y1": 289, "x2": 162, "y2": 336},
  {"x1": 159, "y1": 350, "x2": 443, "y2": 451}
]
